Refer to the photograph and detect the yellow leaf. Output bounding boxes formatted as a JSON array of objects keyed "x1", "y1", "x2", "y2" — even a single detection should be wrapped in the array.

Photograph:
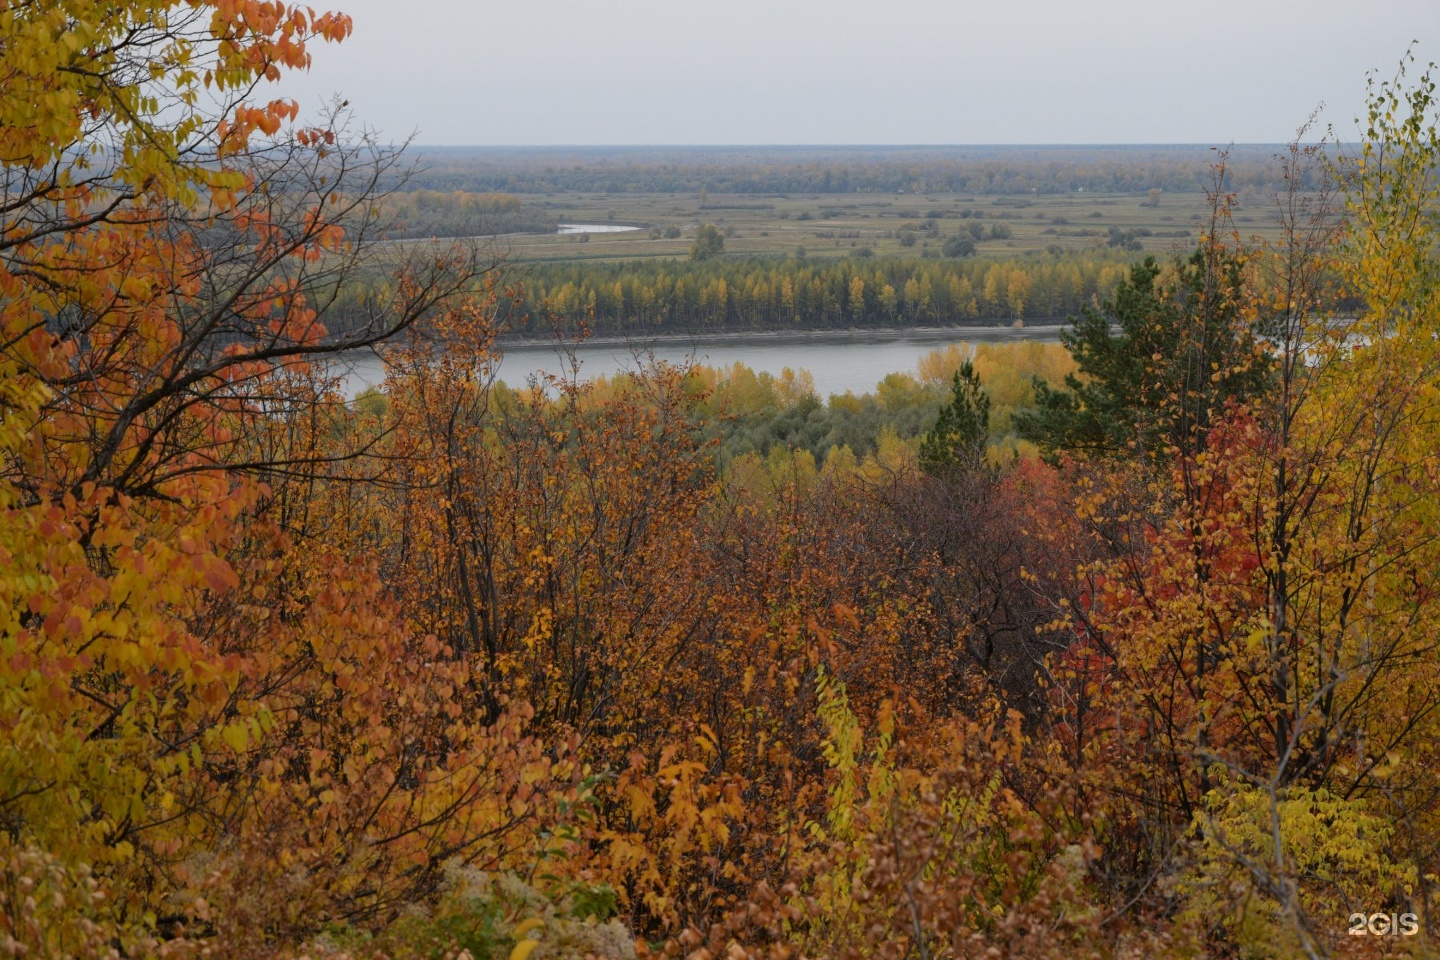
[{"x1": 221, "y1": 722, "x2": 248, "y2": 751}]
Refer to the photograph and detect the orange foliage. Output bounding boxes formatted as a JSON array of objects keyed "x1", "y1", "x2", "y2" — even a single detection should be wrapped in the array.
[{"x1": 9, "y1": 3, "x2": 1440, "y2": 957}]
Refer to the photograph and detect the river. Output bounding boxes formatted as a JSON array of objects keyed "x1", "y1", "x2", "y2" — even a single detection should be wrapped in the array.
[
  {"x1": 556, "y1": 223, "x2": 643, "y2": 234},
  {"x1": 335, "y1": 325, "x2": 1066, "y2": 399}
]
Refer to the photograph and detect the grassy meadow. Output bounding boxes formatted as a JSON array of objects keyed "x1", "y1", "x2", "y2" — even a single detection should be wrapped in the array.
[{"x1": 458, "y1": 188, "x2": 1285, "y2": 265}]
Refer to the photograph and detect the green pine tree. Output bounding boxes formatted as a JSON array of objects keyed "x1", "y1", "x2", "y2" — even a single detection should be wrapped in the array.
[
  {"x1": 919, "y1": 360, "x2": 991, "y2": 475},
  {"x1": 1014, "y1": 249, "x2": 1269, "y2": 462}
]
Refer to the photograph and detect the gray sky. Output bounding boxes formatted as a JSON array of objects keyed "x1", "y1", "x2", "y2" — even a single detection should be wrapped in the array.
[{"x1": 275, "y1": 0, "x2": 1440, "y2": 145}]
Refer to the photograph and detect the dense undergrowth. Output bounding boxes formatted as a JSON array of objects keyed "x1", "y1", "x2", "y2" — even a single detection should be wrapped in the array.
[{"x1": 4, "y1": 5, "x2": 1440, "y2": 958}]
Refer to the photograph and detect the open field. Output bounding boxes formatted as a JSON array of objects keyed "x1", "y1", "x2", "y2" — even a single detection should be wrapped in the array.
[{"x1": 457, "y1": 188, "x2": 1297, "y2": 265}]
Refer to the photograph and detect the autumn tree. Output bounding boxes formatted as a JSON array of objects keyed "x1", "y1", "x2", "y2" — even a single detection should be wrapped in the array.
[
  {"x1": 691, "y1": 222, "x2": 726, "y2": 261},
  {"x1": 1049, "y1": 74, "x2": 1440, "y2": 957},
  {"x1": 0, "y1": 0, "x2": 552, "y2": 950}
]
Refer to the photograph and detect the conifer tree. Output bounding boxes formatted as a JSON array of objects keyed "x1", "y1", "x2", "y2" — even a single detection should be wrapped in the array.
[{"x1": 919, "y1": 359, "x2": 991, "y2": 474}]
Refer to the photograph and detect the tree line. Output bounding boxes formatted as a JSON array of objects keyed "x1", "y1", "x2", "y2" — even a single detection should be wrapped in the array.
[
  {"x1": 511, "y1": 254, "x2": 1135, "y2": 332},
  {"x1": 400, "y1": 143, "x2": 1325, "y2": 197},
  {"x1": 380, "y1": 189, "x2": 556, "y2": 239}
]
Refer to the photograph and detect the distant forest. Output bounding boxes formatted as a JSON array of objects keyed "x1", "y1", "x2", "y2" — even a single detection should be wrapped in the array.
[
  {"x1": 380, "y1": 189, "x2": 556, "y2": 239},
  {"x1": 399, "y1": 143, "x2": 1325, "y2": 196}
]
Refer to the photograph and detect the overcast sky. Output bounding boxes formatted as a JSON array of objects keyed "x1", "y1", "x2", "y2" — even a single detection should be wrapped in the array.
[{"x1": 274, "y1": 0, "x2": 1440, "y2": 146}]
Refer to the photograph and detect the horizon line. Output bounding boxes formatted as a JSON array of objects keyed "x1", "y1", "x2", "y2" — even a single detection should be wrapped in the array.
[{"x1": 408, "y1": 142, "x2": 1303, "y2": 150}]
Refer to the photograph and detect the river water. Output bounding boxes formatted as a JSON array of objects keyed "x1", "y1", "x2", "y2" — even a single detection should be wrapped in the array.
[
  {"x1": 335, "y1": 325, "x2": 1065, "y2": 399},
  {"x1": 556, "y1": 223, "x2": 643, "y2": 234}
]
